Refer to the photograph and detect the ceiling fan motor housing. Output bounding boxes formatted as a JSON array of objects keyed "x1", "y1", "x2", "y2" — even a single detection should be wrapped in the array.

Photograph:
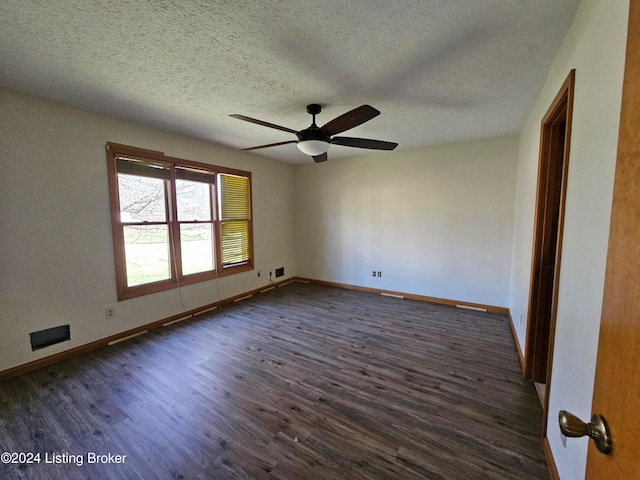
[{"x1": 296, "y1": 126, "x2": 330, "y2": 143}]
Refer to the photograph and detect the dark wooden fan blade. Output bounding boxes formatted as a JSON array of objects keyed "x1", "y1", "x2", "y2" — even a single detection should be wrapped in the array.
[
  {"x1": 229, "y1": 114, "x2": 298, "y2": 134},
  {"x1": 331, "y1": 136, "x2": 398, "y2": 150},
  {"x1": 312, "y1": 152, "x2": 328, "y2": 163},
  {"x1": 320, "y1": 105, "x2": 380, "y2": 135},
  {"x1": 241, "y1": 140, "x2": 297, "y2": 151}
]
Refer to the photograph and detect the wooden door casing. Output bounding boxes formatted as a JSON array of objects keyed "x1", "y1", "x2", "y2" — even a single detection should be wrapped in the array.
[{"x1": 525, "y1": 70, "x2": 574, "y2": 388}]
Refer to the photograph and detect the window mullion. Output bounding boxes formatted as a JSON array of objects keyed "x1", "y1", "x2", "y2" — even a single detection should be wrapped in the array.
[
  {"x1": 168, "y1": 167, "x2": 181, "y2": 282},
  {"x1": 213, "y1": 178, "x2": 223, "y2": 272},
  {"x1": 210, "y1": 194, "x2": 217, "y2": 275}
]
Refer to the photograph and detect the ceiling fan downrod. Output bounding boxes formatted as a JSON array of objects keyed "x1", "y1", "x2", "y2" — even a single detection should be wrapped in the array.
[{"x1": 306, "y1": 103, "x2": 322, "y2": 127}]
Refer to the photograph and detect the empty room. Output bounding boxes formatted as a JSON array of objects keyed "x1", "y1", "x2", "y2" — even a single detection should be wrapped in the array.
[{"x1": 1, "y1": 1, "x2": 638, "y2": 479}]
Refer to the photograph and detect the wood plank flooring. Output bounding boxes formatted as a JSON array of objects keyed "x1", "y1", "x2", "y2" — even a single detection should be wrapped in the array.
[{"x1": 0, "y1": 282, "x2": 548, "y2": 479}]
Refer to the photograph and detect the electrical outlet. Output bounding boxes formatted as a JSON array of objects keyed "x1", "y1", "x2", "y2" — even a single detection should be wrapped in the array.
[
  {"x1": 377, "y1": 271, "x2": 382, "y2": 277},
  {"x1": 105, "y1": 307, "x2": 115, "y2": 320},
  {"x1": 372, "y1": 271, "x2": 376, "y2": 277}
]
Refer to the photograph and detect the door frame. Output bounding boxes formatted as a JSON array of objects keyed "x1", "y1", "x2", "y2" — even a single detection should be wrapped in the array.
[{"x1": 524, "y1": 70, "x2": 575, "y2": 430}]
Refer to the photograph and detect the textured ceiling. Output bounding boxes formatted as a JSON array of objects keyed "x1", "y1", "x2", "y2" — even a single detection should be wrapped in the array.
[{"x1": 0, "y1": 0, "x2": 580, "y2": 164}]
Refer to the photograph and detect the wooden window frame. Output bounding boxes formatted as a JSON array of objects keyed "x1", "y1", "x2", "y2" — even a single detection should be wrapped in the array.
[{"x1": 106, "y1": 142, "x2": 254, "y2": 301}]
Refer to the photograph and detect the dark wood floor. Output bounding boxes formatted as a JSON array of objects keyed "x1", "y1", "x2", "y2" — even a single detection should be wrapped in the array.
[{"x1": 0, "y1": 282, "x2": 548, "y2": 479}]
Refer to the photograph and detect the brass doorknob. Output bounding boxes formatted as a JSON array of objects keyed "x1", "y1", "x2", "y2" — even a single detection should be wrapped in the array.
[{"x1": 558, "y1": 410, "x2": 612, "y2": 454}]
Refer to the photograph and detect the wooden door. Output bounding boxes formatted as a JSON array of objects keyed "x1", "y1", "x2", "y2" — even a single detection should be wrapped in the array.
[{"x1": 586, "y1": 2, "x2": 640, "y2": 477}]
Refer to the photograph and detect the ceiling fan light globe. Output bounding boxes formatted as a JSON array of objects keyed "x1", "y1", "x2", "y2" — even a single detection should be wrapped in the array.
[{"x1": 297, "y1": 140, "x2": 330, "y2": 156}]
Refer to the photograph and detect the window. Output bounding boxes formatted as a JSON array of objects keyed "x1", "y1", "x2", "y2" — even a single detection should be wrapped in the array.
[
  {"x1": 219, "y1": 173, "x2": 251, "y2": 267},
  {"x1": 106, "y1": 143, "x2": 253, "y2": 300}
]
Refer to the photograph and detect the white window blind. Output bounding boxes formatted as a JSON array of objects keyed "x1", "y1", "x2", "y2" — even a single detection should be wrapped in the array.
[{"x1": 219, "y1": 173, "x2": 251, "y2": 267}]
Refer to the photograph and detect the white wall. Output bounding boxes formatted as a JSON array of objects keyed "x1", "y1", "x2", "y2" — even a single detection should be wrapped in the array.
[
  {"x1": 0, "y1": 87, "x2": 296, "y2": 372},
  {"x1": 508, "y1": 0, "x2": 628, "y2": 478},
  {"x1": 295, "y1": 136, "x2": 518, "y2": 308}
]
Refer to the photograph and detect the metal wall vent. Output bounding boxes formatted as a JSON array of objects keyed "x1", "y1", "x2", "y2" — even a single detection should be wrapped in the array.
[{"x1": 30, "y1": 325, "x2": 71, "y2": 351}]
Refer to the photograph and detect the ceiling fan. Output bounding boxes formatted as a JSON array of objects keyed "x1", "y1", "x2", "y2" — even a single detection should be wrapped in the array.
[{"x1": 230, "y1": 104, "x2": 398, "y2": 162}]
